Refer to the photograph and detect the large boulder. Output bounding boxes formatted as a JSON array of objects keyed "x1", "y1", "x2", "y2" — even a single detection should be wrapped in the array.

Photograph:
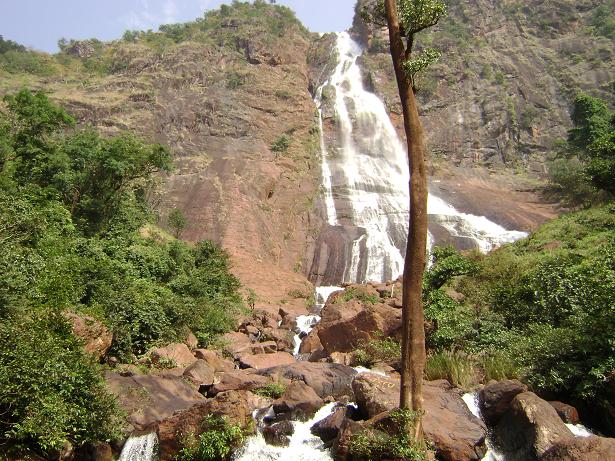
[
  {"x1": 258, "y1": 362, "x2": 357, "y2": 398},
  {"x1": 495, "y1": 391, "x2": 574, "y2": 460},
  {"x1": 147, "y1": 343, "x2": 197, "y2": 369},
  {"x1": 273, "y1": 381, "x2": 325, "y2": 420},
  {"x1": 237, "y1": 351, "x2": 296, "y2": 370},
  {"x1": 478, "y1": 379, "x2": 528, "y2": 426},
  {"x1": 263, "y1": 420, "x2": 294, "y2": 447},
  {"x1": 221, "y1": 331, "x2": 252, "y2": 356},
  {"x1": 352, "y1": 373, "x2": 487, "y2": 461},
  {"x1": 182, "y1": 359, "x2": 215, "y2": 386},
  {"x1": 105, "y1": 372, "x2": 205, "y2": 431},
  {"x1": 193, "y1": 349, "x2": 235, "y2": 372},
  {"x1": 540, "y1": 436, "x2": 615, "y2": 461},
  {"x1": 64, "y1": 311, "x2": 112, "y2": 360},
  {"x1": 157, "y1": 390, "x2": 256, "y2": 460},
  {"x1": 209, "y1": 369, "x2": 272, "y2": 395},
  {"x1": 311, "y1": 405, "x2": 350, "y2": 444},
  {"x1": 550, "y1": 401, "x2": 580, "y2": 424}
]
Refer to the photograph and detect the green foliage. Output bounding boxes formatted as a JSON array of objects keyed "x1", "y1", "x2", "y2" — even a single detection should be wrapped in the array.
[
  {"x1": 403, "y1": 48, "x2": 441, "y2": 77},
  {"x1": 354, "y1": 335, "x2": 400, "y2": 368},
  {"x1": 0, "y1": 311, "x2": 122, "y2": 454},
  {"x1": 252, "y1": 382, "x2": 286, "y2": 399},
  {"x1": 226, "y1": 71, "x2": 246, "y2": 89},
  {"x1": 424, "y1": 350, "x2": 478, "y2": 389},
  {"x1": 169, "y1": 208, "x2": 188, "y2": 239},
  {"x1": 335, "y1": 286, "x2": 379, "y2": 305},
  {"x1": 479, "y1": 351, "x2": 519, "y2": 382},
  {"x1": 590, "y1": 2, "x2": 615, "y2": 39},
  {"x1": 177, "y1": 415, "x2": 245, "y2": 461},
  {"x1": 348, "y1": 409, "x2": 427, "y2": 461},
  {"x1": 270, "y1": 134, "x2": 291, "y2": 154},
  {"x1": 547, "y1": 157, "x2": 598, "y2": 208}
]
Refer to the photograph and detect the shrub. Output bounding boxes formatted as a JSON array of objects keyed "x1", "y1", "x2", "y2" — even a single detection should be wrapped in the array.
[
  {"x1": 354, "y1": 335, "x2": 400, "y2": 368},
  {"x1": 177, "y1": 415, "x2": 245, "y2": 461},
  {"x1": 479, "y1": 352, "x2": 519, "y2": 382},
  {"x1": 424, "y1": 350, "x2": 478, "y2": 389},
  {"x1": 270, "y1": 134, "x2": 291, "y2": 154},
  {"x1": 252, "y1": 382, "x2": 286, "y2": 399},
  {"x1": 335, "y1": 286, "x2": 379, "y2": 305}
]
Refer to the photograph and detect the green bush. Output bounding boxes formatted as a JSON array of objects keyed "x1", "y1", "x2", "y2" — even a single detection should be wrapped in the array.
[
  {"x1": 335, "y1": 286, "x2": 379, "y2": 305},
  {"x1": 424, "y1": 350, "x2": 478, "y2": 389},
  {"x1": 252, "y1": 382, "x2": 286, "y2": 399},
  {"x1": 177, "y1": 415, "x2": 245, "y2": 461},
  {"x1": 270, "y1": 134, "x2": 291, "y2": 154},
  {"x1": 354, "y1": 335, "x2": 400, "y2": 368}
]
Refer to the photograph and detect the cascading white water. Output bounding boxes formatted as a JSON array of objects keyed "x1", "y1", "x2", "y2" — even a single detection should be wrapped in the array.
[
  {"x1": 118, "y1": 433, "x2": 159, "y2": 461},
  {"x1": 233, "y1": 403, "x2": 338, "y2": 461},
  {"x1": 314, "y1": 32, "x2": 527, "y2": 285}
]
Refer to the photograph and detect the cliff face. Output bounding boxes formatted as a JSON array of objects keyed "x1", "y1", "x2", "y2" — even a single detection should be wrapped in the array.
[{"x1": 352, "y1": 0, "x2": 614, "y2": 172}]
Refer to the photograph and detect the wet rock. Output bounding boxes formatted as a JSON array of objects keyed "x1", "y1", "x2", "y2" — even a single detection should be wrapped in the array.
[
  {"x1": 495, "y1": 391, "x2": 574, "y2": 460},
  {"x1": 263, "y1": 420, "x2": 294, "y2": 447},
  {"x1": 209, "y1": 369, "x2": 272, "y2": 395},
  {"x1": 258, "y1": 362, "x2": 357, "y2": 398},
  {"x1": 193, "y1": 349, "x2": 235, "y2": 372},
  {"x1": 147, "y1": 343, "x2": 198, "y2": 369},
  {"x1": 183, "y1": 359, "x2": 215, "y2": 386},
  {"x1": 273, "y1": 381, "x2": 324, "y2": 420},
  {"x1": 237, "y1": 351, "x2": 296, "y2": 370},
  {"x1": 63, "y1": 311, "x2": 112, "y2": 360},
  {"x1": 352, "y1": 373, "x2": 487, "y2": 461},
  {"x1": 540, "y1": 435, "x2": 615, "y2": 461},
  {"x1": 311, "y1": 406, "x2": 348, "y2": 443},
  {"x1": 479, "y1": 379, "x2": 528, "y2": 426},
  {"x1": 550, "y1": 401, "x2": 580, "y2": 424}
]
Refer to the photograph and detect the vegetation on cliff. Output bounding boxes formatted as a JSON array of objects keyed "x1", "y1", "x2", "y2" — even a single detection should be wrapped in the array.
[{"x1": 0, "y1": 90, "x2": 243, "y2": 456}]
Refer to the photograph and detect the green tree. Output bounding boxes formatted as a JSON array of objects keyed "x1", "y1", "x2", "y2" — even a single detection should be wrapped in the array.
[{"x1": 169, "y1": 208, "x2": 188, "y2": 238}]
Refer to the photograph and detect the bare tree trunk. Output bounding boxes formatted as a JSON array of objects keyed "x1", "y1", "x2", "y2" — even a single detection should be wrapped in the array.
[{"x1": 384, "y1": 0, "x2": 428, "y2": 441}]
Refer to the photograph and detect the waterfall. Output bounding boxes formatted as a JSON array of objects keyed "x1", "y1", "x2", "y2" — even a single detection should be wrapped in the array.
[
  {"x1": 314, "y1": 32, "x2": 527, "y2": 285},
  {"x1": 118, "y1": 433, "x2": 159, "y2": 461}
]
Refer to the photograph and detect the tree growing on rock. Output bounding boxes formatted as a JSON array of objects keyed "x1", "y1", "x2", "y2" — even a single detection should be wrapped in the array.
[{"x1": 363, "y1": 0, "x2": 447, "y2": 442}]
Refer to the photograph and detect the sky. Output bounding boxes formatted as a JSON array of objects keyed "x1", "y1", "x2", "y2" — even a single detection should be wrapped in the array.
[{"x1": 0, "y1": 0, "x2": 357, "y2": 53}]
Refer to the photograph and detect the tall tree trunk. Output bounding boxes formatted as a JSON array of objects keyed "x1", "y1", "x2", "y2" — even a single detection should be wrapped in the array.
[{"x1": 384, "y1": 0, "x2": 428, "y2": 440}]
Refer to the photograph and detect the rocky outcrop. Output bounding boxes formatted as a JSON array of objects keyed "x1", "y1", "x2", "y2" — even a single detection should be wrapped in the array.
[
  {"x1": 495, "y1": 391, "x2": 574, "y2": 460},
  {"x1": 237, "y1": 351, "x2": 296, "y2": 370},
  {"x1": 193, "y1": 349, "x2": 235, "y2": 372},
  {"x1": 182, "y1": 359, "x2": 215, "y2": 386},
  {"x1": 63, "y1": 311, "x2": 112, "y2": 360},
  {"x1": 352, "y1": 373, "x2": 487, "y2": 461},
  {"x1": 209, "y1": 369, "x2": 272, "y2": 396},
  {"x1": 146, "y1": 343, "x2": 198, "y2": 369},
  {"x1": 257, "y1": 362, "x2": 357, "y2": 399},
  {"x1": 479, "y1": 379, "x2": 529, "y2": 426},
  {"x1": 540, "y1": 436, "x2": 615, "y2": 461}
]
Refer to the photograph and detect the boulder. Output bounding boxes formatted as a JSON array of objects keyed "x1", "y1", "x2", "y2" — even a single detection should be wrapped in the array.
[
  {"x1": 184, "y1": 331, "x2": 198, "y2": 350},
  {"x1": 540, "y1": 436, "x2": 615, "y2": 461},
  {"x1": 316, "y1": 303, "x2": 402, "y2": 354},
  {"x1": 352, "y1": 373, "x2": 487, "y2": 461},
  {"x1": 550, "y1": 401, "x2": 580, "y2": 424},
  {"x1": 258, "y1": 362, "x2": 357, "y2": 398},
  {"x1": 183, "y1": 359, "x2": 215, "y2": 385},
  {"x1": 297, "y1": 329, "x2": 322, "y2": 355},
  {"x1": 209, "y1": 369, "x2": 272, "y2": 395},
  {"x1": 311, "y1": 406, "x2": 348, "y2": 443},
  {"x1": 273, "y1": 381, "x2": 325, "y2": 420},
  {"x1": 221, "y1": 332, "x2": 252, "y2": 356},
  {"x1": 238, "y1": 351, "x2": 296, "y2": 370},
  {"x1": 147, "y1": 343, "x2": 197, "y2": 369},
  {"x1": 193, "y1": 349, "x2": 235, "y2": 372},
  {"x1": 63, "y1": 311, "x2": 112, "y2": 360},
  {"x1": 261, "y1": 327, "x2": 295, "y2": 352},
  {"x1": 157, "y1": 390, "x2": 255, "y2": 460},
  {"x1": 495, "y1": 391, "x2": 574, "y2": 460},
  {"x1": 105, "y1": 372, "x2": 205, "y2": 431},
  {"x1": 235, "y1": 341, "x2": 278, "y2": 356},
  {"x1": 479, "y1": 379, "x2": 528, "y2": 426},
  {"x1": 263, "y1": 420, "x2": 294, "y2": 447}
]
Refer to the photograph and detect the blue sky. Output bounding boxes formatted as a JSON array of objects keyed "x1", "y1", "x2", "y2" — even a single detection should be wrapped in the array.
[{"x1": 0, "y1": 0, "x2": 357, "y2": 53}]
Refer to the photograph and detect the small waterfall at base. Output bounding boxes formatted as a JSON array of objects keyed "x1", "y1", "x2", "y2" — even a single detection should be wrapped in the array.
[{"x1": 118, "y1": 432, "x2": 159, "y2": 461}]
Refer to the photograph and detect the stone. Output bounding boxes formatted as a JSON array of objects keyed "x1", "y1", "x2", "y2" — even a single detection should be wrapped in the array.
[
  {"x1": 183, "y1": 359, "x2": 215, "y2": 385},
  {"x1": 273, "y1": 381, "x2": 325, "y2": 420},
  {"x1": 495, "y1": 391, "x2": 574, "y2": 460},
  {"x1": 63, "y1": 311, "x2": 113, "y2": 360},
  {"x1": 221, "y1": 332, "x2": 253, "y2": 356},
  {"x1": 549, "y1": 401, "x2": 580, "y2": 424},
  {"x1": 352, "y1": 373, "x2": 487, "y2": 461},
  {"x1": 258, "y1": 362, "x2": 357, "y2": 398},
  {"x1": 237, "y1": 351, "x2": 296, "y2": 370},
  {"x1": 297, "y1": 330, "x2": 322, "y2": 355},
  {"x1": 235, "y1": 341, "x2": 278, "y2": 356},
  {"x1": 310, "y1": 405, "x2": 348, "y2": 443},
  {"x1": 184, "y1": 331, "x2": 198, "y2": 350},
  {"x1": 158, "y1": 390, "x2": 255, "y2": 460},
  {"x1": 540, "y1": 436, "x2": 615, "y2": 461},
  {"x1": 263, "y1": 420, "x2": 294, "y2": 447},
  {"x1": 147, "y1": 343, "x2": 197, "y2": 369},
  {"x1": 193, "y1": 349, "x2": 235, "y2": 372},
  {"x1": 478, "y1": 379, "x2": 528, "y2": 426},
  {"x1": 261, "y1": 327, "x2": 295, "y2": 352},
  {"x1": 105, "y1": 372, "x2": 205, "y2": 431},
  {"x1": 209, "y1": 369, "x2": 272, "y2": 395}
]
